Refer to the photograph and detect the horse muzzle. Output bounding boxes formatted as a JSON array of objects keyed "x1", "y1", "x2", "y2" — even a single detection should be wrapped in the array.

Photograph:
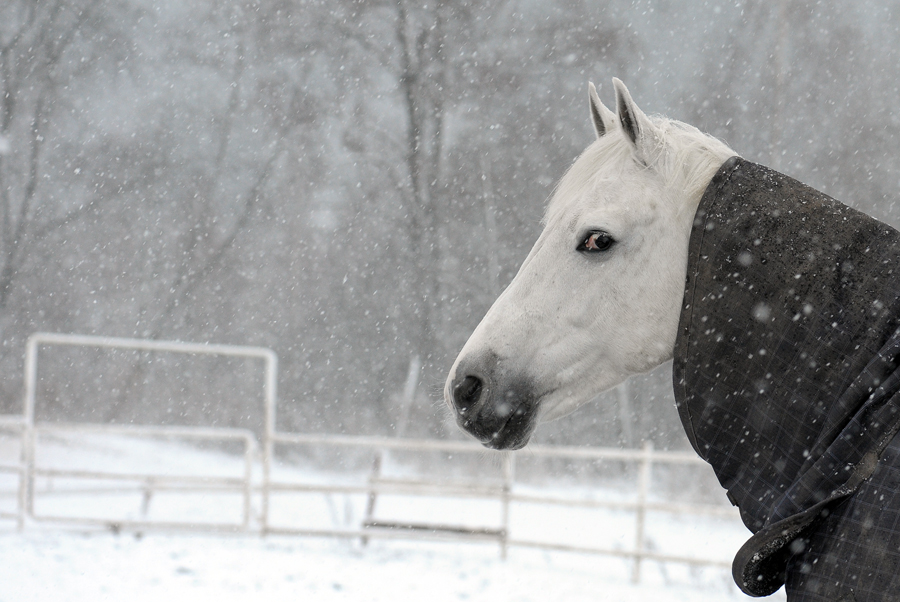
[{"x1": 446, "y1": 357, "x2": 540, "y2": 450}]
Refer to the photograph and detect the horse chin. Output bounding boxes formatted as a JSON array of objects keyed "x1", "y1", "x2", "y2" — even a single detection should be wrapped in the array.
[
  {"x1": 482, "y1": 411, "x2": 539, "y2": 450},
  {"x1": 455, "y1": 397, "x2": 540, "y2": 451}
]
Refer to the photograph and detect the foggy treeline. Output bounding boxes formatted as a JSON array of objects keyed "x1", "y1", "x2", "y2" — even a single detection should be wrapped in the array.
[{"x1": 2, "y1": 0, "x2": 900, "y2": 449}]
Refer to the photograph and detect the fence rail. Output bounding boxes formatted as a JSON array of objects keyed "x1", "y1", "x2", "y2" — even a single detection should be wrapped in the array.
[
  {"x1": 0, "y1": 418, "x2": 26, "y2": 530},
  {"x1": 28, "y1": 422, "x2": 256, "y2": 532},
  {"x1": 266, "y1": 432, "x2": 735, "y2": 579},
  {"x1": 0, "y1": 332, "x2": 739, "y2": 583}
]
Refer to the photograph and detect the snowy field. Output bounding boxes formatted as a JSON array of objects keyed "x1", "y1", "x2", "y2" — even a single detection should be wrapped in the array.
[
  {"x1": 2, "y1": 531, "x2": 768, "y2": 602},
  {"x1": 0, "y1": 430, "x2": 786, "y2": 601}
]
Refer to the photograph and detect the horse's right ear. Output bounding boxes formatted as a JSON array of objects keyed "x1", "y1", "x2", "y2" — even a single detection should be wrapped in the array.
[
  {"x1": 612, "y1": 78, "x2": 660, "y2": 163},
  {"x1": 589, "y1": 82, "x2": 615, "y2": 139}
]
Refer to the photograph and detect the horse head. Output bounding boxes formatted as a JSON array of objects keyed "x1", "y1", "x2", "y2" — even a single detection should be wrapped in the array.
[{"x1": 445, "y1": 79, "x2": 735, "y2": 450}]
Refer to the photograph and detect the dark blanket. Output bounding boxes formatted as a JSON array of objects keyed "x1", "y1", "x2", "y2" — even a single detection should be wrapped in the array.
[{"x1": 673, "y1": 157, "x2": 900, "y2": 600}]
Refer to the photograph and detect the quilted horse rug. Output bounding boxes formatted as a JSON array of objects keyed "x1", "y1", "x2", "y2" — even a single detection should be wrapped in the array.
[{"x1": 674, "y1": 156, "x2": 900, "y2": 600}]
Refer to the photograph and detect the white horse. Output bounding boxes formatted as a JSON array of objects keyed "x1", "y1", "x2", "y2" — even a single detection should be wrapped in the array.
[
  {"x1": 444, "y1": 78, "x2": 735, "y2": 450},
  {"x1": 445, "y1": 80, "x2": 900, "y2": 600}
]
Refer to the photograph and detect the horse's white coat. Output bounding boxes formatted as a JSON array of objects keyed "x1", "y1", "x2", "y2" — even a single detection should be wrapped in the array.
[{"x1": 446, "y1": 79, "x2": 736, "y2": 430}]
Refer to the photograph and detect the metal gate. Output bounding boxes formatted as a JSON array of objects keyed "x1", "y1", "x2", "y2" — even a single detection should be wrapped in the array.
[{"x1": 18, "y1": 332, "x2": 275, "y2": 533}]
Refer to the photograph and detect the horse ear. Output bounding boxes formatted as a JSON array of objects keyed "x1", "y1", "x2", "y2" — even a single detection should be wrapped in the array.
[
  {"x1": 589, "y1": 82, "x2": 615, "y2": 139},
  {"x1": 612, "y1": 78, "x2": 658, "y2": 159}
]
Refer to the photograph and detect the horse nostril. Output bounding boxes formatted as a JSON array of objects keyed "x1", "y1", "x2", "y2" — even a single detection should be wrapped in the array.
[{"x1": 453, "y1": 375, "x2": 483, "y2": 413}]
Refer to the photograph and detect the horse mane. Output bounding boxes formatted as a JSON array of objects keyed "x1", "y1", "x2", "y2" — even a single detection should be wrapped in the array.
[{"x1": 545, "y1": 115, "x2": 737, "y2": 224}]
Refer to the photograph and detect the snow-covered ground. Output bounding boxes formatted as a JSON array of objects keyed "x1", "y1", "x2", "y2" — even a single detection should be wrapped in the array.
[
  {"x1": 0, "y1": 430, "x2": 786, "y2": 601},
  {"x1": 3, "y1": 531, "x2": 761, "y2": 602}
]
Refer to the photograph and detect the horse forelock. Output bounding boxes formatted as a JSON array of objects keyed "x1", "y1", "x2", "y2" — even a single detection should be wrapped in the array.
[{"x1": 543, "y1": 115, "x2": 736, "y2": 225}]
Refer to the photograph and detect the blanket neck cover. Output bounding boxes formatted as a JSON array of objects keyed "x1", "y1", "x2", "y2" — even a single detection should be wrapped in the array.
[{"x1": 674, "y1": 157, "x2": 900, "y2": 596}]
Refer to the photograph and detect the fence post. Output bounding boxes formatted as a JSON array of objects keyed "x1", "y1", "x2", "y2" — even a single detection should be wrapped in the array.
[
  {"x1": 242, "y1": 434, "x2": 254, "y2": 531},
  {"x1": 10, "y1": 422, "x2": 27, "y2": 532},
  {"x1": 500, "y1": 451, "x2": 514, "y2": 559},
  {"x1": 632, "y1": 440, "x2": 653, "y2": 583},
  {"x1": 140, "y1": 478, "x2": 154, "y2": 517},
  {"x1": 361, "y1": 452, "x2": 382, "y2": 546},
  {"x1": 23, "y1": 337, "x2": 38, "y2": 523},
  {"x1": 262, "y1": 349, "x2": 278, "y2": 535},
  {"x1": 362, "y1": 356, "x2": 421, "y2": 545}
]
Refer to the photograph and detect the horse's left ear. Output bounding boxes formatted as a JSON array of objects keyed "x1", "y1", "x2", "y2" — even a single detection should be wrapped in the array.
[
  {"x1": 612, "y1": 78, "x2": 660, "y2": 163},
  {"x1": 589, "y1": 82, "x2": 616, "y2": 139}
]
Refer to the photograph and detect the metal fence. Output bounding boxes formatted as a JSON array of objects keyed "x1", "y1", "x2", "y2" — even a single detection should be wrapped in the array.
[
  {"x1": 265, "y1": 433, "x2": 736, "y2": 580},
  {"x1": 0, "y1": 415, "x2": 26, "y2": 530},
  {"x1": 0, "y1": 332, "x2": 738, "y2": 582},
  {"x1": 28, "y1": 422, "x2": 256, "y2": 533}
]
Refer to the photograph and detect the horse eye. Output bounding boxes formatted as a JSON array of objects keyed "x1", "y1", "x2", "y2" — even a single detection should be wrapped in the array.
[{"x1": 579, "y1": 231, "x2": 615, "y2": 253}]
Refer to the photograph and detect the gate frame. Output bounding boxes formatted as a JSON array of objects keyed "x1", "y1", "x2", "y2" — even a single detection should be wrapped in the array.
[{"x1": 21, "y1": 332, "x2": 277, "y2": 531}]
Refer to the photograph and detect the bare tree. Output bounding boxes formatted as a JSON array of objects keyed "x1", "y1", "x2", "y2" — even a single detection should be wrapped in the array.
[{"x1": 0, "y1": 0, "x2": 115, "y2": 311}]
